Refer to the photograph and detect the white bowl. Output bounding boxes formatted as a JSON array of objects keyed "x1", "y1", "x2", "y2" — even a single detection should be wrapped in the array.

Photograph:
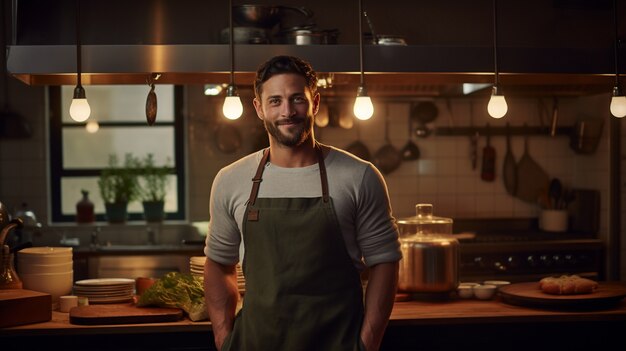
[
  {"x1": 20, "y1": 271, "x2": 74, "y2": 302},
  {"x1": 459, "y1": 282, "x2": 480, "y2": 288},
  {"x1": 457, "y1": 285, "x2": 474, "y2": 299},
  {"x1": 472, "y1": 284, "x2": 497, "y2": 300},
  {"x1": 18, "y1": 249, "x2": 73, "y2": 264},
  {"x1": 17, "y1": 261, "x2": 74, "y2": 274},
  {"x1": 19, "y1": 247, "x2": 73, "y2": 255},
  {"x1": 483, "y1": 280, "x2": 511, "y2": 290}
]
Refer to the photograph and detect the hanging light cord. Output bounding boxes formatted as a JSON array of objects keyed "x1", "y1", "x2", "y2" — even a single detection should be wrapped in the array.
[
  {"x1": 358, "y1": 0, "x2": 364, "y2": 86},
  {"x1": 75, "y1": 0, "x2": 82, "y2": 88},
  {"x1": 229, "y1": 0, "x2": 234, "y2": 86},
  {"x1": 492, "y1": 0, "x2": 499, "y2": 87},
  {"x1": 614, "y1": 0, "x2": 620, "y2": 87}
]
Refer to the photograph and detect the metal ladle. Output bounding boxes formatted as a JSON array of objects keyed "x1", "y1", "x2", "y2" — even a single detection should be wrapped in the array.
[{"x1": 400, "y1": 115, "x2": 420, "y2": 160}]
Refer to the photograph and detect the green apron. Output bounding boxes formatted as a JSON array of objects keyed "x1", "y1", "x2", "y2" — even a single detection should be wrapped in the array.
[{"x1": 221, "y1": 144, "x2": 365, "y2": 351}]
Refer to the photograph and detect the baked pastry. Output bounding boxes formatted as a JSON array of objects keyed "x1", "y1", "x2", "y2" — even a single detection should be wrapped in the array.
[{"x1": 539, "y1": 275, "x2": 598, "y2": 295}]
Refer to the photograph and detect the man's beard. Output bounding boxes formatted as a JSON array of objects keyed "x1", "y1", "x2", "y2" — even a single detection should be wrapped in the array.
[{"x1": 263, "y1": 114, "x2": 313, "y2": 147}]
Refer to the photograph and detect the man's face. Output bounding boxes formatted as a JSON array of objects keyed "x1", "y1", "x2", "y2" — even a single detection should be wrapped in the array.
[{"x1": 253, "y1": 73, "x2": 320, "y2": 147}]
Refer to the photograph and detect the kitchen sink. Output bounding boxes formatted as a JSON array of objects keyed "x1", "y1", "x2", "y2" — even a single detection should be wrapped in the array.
[{"x1": 87, "y1": 254, "x2": 191, "y2": 279}]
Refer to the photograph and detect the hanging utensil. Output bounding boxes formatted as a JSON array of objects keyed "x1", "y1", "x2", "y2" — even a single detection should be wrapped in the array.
[
  {"x1": 480, "y1": 123, "x2": 496, "y2": 182},
  {"x1": 515, "y1": 124, "x2": 550, "y2": 203},
  {"x1": 145, "y1": 74, "x2": 160, "y2": 126},
  {"x1": 469, "y1": 101, "x2": 478, "y2": 170},
  {"x1": 373, "y1": 105, "x2": 402, "y2": 174},
  {"x1": 502, "y1": 123, "x2": 517, "y2": 195},
  {"x1": 549, "y1": 97, "x2": 558, "y2": 137},
  {"x1": 400, "y1": 114, "x2": 420, "y2": 161},
  {"x1": 548, "y1": 178, "x2": 562, "y2": 209},
  {"x1": 345, "y1": 123, "x2": 371, "y2": 161},
  {"x1": 412, "y1": 101, "x2": 438, "y2": 138}
]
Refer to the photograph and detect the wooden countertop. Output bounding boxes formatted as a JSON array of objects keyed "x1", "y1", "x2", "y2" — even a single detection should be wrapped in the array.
[{"x1": 3, "y1": 298, "x2": 626, "y2": 337}]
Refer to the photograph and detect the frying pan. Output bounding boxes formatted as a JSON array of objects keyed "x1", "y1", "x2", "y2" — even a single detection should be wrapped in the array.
[
  {"x1": 373, "y1": 105, "x2": 402, "y2": 174},
  {"x1": 412, "y1": 101, "x2": 438, "y2": 138},
  {"x1": 400, "y1": 115, "x2": 420, "y2": 160}
]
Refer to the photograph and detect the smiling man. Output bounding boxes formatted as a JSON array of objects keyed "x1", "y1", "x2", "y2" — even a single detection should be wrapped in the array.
[{"x1": 204, "y1": 55, "x2": 401, "y2": 351}]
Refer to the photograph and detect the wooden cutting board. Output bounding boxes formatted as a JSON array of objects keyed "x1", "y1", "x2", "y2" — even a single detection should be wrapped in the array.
[
  {"x1": 499, "y1": 282, "x2": 626, "y2": 310},
  {"x1": 0, "y1": 289, "x2": 51, "y2": 328},
  {"x1": 69, "y1": 303, "x2": 183, "y2": 325}
]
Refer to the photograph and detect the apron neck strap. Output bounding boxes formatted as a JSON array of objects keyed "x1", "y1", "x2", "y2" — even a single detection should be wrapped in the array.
[{"x1": 246, "y1": 143, "x2": 329, "y2": 206}]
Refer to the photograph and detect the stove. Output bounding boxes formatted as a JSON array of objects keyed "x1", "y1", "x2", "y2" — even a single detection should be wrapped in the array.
[{"x1": 457, "y1": 232, "x2": 604, "y2": 283}]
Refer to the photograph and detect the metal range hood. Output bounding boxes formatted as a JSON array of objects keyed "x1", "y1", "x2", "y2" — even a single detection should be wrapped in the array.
[
  {"x1": 5, "y1": 0, "x2": 624, "y2": 97},
  {"x1": 6, "y1": 43, "x2": 620, "y2": 97}
]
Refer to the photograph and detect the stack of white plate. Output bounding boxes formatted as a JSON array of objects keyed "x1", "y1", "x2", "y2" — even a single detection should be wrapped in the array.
[
  {"x1": 189, "y1": 256, "x2": 205, "y2": 278},
  {"x1": 17, "y1": 247, "x2": 74, "y2": 305},
  {"x1": 189, "y1": 256, "x2": 245, "y2": 295},
  {"x1": 73, "y1": 278, "x2": 135, "y2": 304}
]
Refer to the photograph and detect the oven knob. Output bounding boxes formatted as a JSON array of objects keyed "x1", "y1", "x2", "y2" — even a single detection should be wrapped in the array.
[
  {"x1": 527, "y1": 255, "x2": 538, "y2": 267},
  {"x1": 493, "y1": 261, "x2": 507, "y2": 272},
  {"x1": 507, "y1": 256, "x2": 520, "y2": 268},
  {"x1": 473, "y1": 256, "x2": 486, "y2": 268},
  {"x1": 540, "y1": 254, "x2": 553, "y2": 267},
  {"x1": 552, "y1": 254, "x2": 563, "y2": 266},
  {"x1": 564, "y1": 254, "x2": 577, "y2": 265}
]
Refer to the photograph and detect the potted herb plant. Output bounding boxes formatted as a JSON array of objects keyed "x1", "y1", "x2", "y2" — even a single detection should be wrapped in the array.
[
  {"x1": 138, "y1": 154, "x2": 171, "y2": 222},
  {"x1": 98, "y1": 153, "x2": 140, "y2": 223}
]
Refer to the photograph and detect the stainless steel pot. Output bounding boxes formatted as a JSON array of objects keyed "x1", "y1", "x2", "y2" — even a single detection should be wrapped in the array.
[
  {"x1": 275, "y1": 27, "x2": 339, "y2": 45},
  {"x1": 397, "y1": 204, "x2": 458, "y2": 293}
]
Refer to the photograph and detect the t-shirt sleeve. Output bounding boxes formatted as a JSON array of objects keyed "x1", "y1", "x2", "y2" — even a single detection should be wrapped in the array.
[
  {"x1": 356, "y1": 165, "x2": 402, "y2": 267},
  {"x1": 204, "y1": 169, "x2": 242, "y2": 265}
]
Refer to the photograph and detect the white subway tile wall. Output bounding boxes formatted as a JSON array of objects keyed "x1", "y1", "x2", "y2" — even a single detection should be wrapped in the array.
[{"x1": 0, "y1": 85, "x2": 618, "y2": 278}]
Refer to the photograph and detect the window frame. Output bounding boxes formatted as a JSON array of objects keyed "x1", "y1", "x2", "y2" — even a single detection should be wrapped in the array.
[{"x1": 49, "y1": 86, "x2": 186, "y2": 222}]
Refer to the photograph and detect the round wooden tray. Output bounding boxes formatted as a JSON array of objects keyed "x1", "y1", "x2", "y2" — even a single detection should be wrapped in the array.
[{"x1": 499, "y1": 281, "x2": 626, "y2": 310}]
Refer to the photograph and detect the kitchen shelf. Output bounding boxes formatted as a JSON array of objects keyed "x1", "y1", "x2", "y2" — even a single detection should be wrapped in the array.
[{"x1": 434, "y1": 125, "x2": 574, "y2": 137}]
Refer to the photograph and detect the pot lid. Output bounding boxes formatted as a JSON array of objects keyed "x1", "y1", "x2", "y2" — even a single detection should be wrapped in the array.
[{"x1": 396, "y1": 203, "x2": 452, "y2": 225}]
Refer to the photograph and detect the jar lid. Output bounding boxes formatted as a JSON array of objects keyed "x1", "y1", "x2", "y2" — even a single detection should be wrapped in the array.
[{"x1": 396, "y1": 204, "x2": 453, "y2": 225}]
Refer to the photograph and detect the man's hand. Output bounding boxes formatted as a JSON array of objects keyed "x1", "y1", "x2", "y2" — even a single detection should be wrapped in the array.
[
  {"x1": 360, "y1": 261, "x2": 399, "y2": 351},
  {"x1": 204, "y1": 258, "x2": 239, "y2": 350}
]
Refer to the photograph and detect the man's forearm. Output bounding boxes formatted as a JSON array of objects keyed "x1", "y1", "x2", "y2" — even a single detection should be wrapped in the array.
[
  {"x1": 360, "y1": 261, "x2": 399, "y2": 351},
  {"x1": 204, "y1": 258, "x2": 239, "y2": 350}
]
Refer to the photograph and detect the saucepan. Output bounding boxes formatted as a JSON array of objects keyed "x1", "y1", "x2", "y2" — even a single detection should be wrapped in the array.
[{"x1": 233, "y1": 5, "x2": 313, "y2": 29}]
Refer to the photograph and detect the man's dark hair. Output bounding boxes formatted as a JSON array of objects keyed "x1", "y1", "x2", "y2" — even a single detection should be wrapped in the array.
[{"x1": 254, "y1": 56, "x2": 318, "y2": 100}]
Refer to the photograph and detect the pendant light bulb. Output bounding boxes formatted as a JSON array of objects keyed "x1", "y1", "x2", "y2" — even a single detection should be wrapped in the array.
[
  {"x1": 353, "y1": 85, "x2": 373, "y2": 120},
  {"x1": 70, "y1": 85, "x2": 91, "y2": 122},
  {"x1": 610, "y1": 86, "x2": 626, "y2": 117},
  {"x1": 223, "y1": 85, "x2": 243, "y2": 120},
  {"x1": 487, "y1": 86, "x2": 507, "y2": 119}
]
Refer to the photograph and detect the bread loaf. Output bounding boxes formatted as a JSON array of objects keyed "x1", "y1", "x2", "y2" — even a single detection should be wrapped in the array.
[{"x1": 539, "y1": 275, "x2": 598, "y2": 295}]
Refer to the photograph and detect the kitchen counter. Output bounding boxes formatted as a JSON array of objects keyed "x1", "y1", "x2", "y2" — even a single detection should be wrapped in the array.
[{"x1": 2, "y1": 298, "x2": 625, "y2": 350}]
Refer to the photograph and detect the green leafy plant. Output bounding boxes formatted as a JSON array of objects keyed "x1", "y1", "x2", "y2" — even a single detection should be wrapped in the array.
[
  {"x1": 137, "y1": 272, "x2": 207, "y2": 321},
  {"x1": 138, "y1": 154, "x2": 171, "y2": 202},
  {"x1": 97, "y1": 153, "x2": 141, "y2": 204}
]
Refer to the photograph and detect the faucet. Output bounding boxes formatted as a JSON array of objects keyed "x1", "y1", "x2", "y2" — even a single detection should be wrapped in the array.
[
  {"x1": 90, "y1": 226, "x2": 101, "y2": 248},
  {"x1": 146, "y1": 226, "x2": 156, "y2": 245}
]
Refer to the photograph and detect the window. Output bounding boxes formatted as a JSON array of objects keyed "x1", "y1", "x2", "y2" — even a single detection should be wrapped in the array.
[{"x1": 49, "y1": 85, "x2": 185, "y2": 222}]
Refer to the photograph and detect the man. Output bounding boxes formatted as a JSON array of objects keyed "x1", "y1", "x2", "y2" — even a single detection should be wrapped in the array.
[{"x1": 204, "y1": 55, "x2": 401, "y2": 351}]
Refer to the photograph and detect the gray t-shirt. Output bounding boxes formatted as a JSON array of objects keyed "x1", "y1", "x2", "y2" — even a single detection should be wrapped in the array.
[{"x1": 204, "y1": 146, "x2": 402, "y2": 271}]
